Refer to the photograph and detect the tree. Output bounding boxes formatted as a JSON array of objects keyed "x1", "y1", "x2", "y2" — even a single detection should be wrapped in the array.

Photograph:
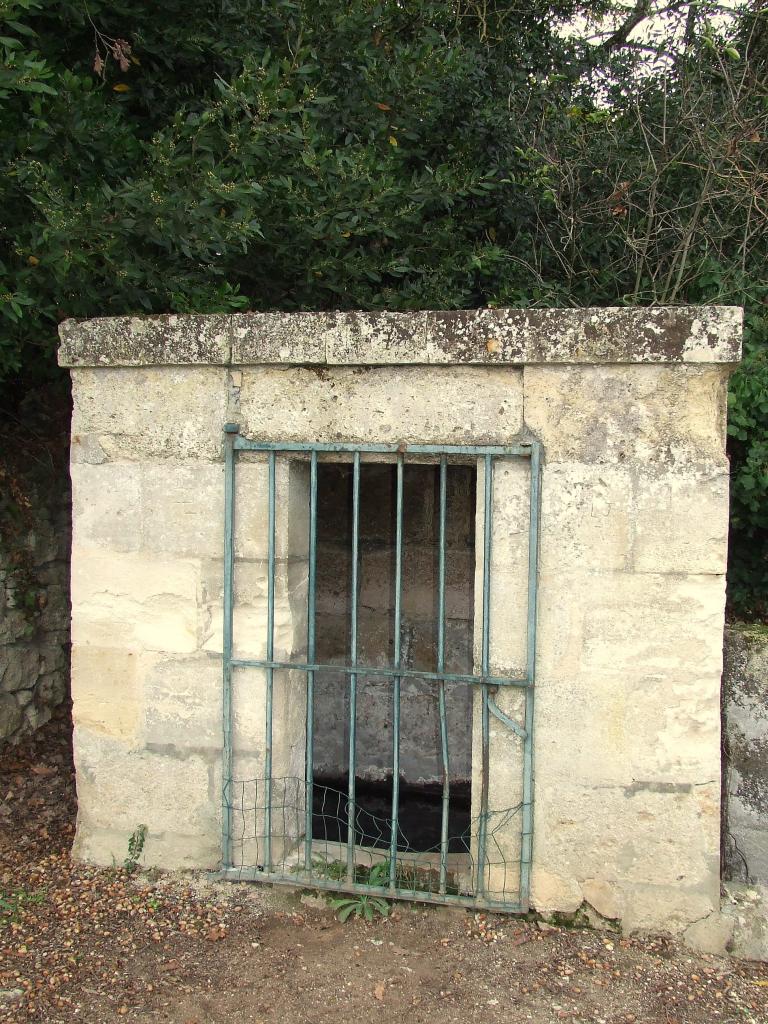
[{"x1": 0, "y1": 0, "x2": 765, "y2": 616}]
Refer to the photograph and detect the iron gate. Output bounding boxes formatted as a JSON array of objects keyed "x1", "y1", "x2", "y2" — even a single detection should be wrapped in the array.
[{"x1": 219, "y1": 424, "x2": 541, "y2": 912}]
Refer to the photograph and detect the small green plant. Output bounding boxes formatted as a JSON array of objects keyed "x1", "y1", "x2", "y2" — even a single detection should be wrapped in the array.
[
  {"x1": 124, "y1": 824, "x2": 148, "y2": 874},
  {"x1": 309, "y1": 858, "x2": 347, "y2": 881},
  {"x1": 0, "y1": 888, "x2": 46, "y2": 924},
  {"x1": 329, "y1": 893, "x2": 390, "y2": 923}
]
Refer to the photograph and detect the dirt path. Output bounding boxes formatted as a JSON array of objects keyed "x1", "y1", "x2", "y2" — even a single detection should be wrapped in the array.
[{"x1": 1, "y1": 708, "x2": 766, "y2": 1023}]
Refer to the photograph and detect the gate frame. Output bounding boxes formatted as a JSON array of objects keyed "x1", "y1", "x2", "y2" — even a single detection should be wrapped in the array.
[{"x1": 219, "y1": 424, "x2": 542, "y2": 912}]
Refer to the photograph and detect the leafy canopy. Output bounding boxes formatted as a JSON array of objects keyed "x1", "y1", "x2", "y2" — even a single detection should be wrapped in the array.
[{"x1": 0, "y1": 0, "x2": 765, "y2": 616}]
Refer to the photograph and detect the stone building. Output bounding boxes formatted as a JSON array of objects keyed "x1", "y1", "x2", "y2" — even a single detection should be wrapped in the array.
[{"x1": 59, "y1": 306, "x2": 741, "y2": 939}]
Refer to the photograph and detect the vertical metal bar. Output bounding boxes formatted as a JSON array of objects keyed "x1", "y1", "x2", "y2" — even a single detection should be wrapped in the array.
[
  {"x1": 346, "y1": 452, "x2": 360, "y2": 882},
  {"x1": 477, "y1": 454, "x2": 493, "y2": 897},
  {"x1": 221, "y1": 424, "x2": 238, "y2": 870},
  {"x1": 437, "y1": 458, "x2": 450, "y2": 894},
  {"x1": 304, "y1": 452, "x2": 318, "y2": 871},
  {"x1": 520, "y1": 442, "x2": 541, "y2": 908},
  {"x1": 389, "y1": 454, "x2": 404, "y2": 888},
  {"x1": 264, "y1": 451, "x2": 276, "y2": 872}
]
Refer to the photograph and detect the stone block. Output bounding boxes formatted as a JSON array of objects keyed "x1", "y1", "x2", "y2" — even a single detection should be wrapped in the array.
[
  {"x1": 73, "y1": 824, "x2": 220, "y2": 870},
  {"x1": 140, "y1": 461, "x2": 224, "y2": 558},
  {"x1": 71, "y1": 645, "x2": 140, "y2": 741},
  {"x1": 72, "y1": 727, "x2": 218, "y2": 842},
  {"x1": 683, "y1": 912, "x2": 734, "y2": 955},
  {"x1": 626, "y1": 675, "x2": 721, "y2": 782},
  {"x1": 540, "y1": 463, "x2": 633, "y2": 573},
  {"x1": 71, "y1": 366, "x2": 229, "y2": 462},
  {"x1": 425, "y1": 306, "x2": 742, "y2": 365},
  {"x1": 0, "y1": 694, "x2": 23, "y2": 740},
  {"x1": 632, "y1": 466, "x2": 729, "y2": 574},
  {"x1": 581, "y1": 878, "x2": 623, "y2": 921},
  {"x1": 722, "y1": 883, "x2": 768, "y2": 961},
  {"x1": 233, "y1": 459, "x2": 310, "y2": 561},
  {"x1": 532, "y1": 779, "x2": 720, "y2": 912},
  {"x1": 140, "y1": 653, "x2": 266, "y2": 758},
  {"x1": 473, "y1": 457, "x2": 529, "y2": 677},
  {"x1": 202, "y1": 593, "x2": 304, "y2": 661},
  {"x1": 202, "y1": 558, "x2": 309, "y2": 611},
  {"x1": 568, "y1": 570, "x2": 725, "y2": 682},
  {"x1": 619, "y1": 884, "x2": 718, "y2": 935},
  {"x1": 238, "y1": 366, "x2": 524, "y2": 446},
  {"x1": 0, "y1": 647, "x2": 40, "y2": 693},
  {"x1": 534, "y1": 679, "x2": 630, "y2": 787},
  {"x1": 71, "y1": 550, "x2": 201, "y2": 653},
  {"x1": 531, "y1": 868, "x2": 584, "y2": 915},
  {"x1": 59, "y1": 314, "x2": 231, "y2": 366},
  {"x1": 70, "y1": 463, "x2": 141, "y2": 552},
  {"x1": 325, "y1": 311, "x2": 428, "y2": 364},
  {"x1": 140, "y1": 652, "x2": 221, "y2": 751},
  {"x1": 232, "y1": 312, "x2": 334, "y2": 364},
  {"x1": 523, "y1": 364, "x2": 729, "y2": 465}
]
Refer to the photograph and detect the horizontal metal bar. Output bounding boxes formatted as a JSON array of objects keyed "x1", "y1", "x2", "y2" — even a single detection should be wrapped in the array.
[
  {"x1": 230, "y1": 658, "x2": 530, "y2": 688},
  {"x1": 233, "y1": 438, "x2": 533, "y2": 458},
  {"x1": 216, "y1": 868, "x2": 525, "y2": 914}
]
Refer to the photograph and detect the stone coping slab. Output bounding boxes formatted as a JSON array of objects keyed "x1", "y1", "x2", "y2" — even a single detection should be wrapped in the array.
[{"x1": 58, "y1": 306, "x2": 742, "y2": 368}]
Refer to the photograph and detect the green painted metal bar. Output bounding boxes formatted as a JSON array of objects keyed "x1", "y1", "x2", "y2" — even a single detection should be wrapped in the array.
[
  {"x1": 234, "y1": 439, "x2": 534, "y2": 458},
  {"x1": 218, "y1": 867, "x2": 526, "y2": 913},
  {"x1": 230, "y1": 658, "x2": 528, "y2": 688},
  {"x1": 488, "y1": 696, "x2": 527, "y2": 740},
  {"x1": 476, "y1": 454, "x2": 494, "y2": 898},
  {"x1": 304, "y1": 452, "x2": 318, "y2": 871},
  {"x1": 347, "y1": 452, "x2": 360, "y2": 882},
  {"x1": 264, "y1": 451, "x2": 276, "y2": 872},
  {"x1": 519, "y1": 441, "x2": 542, "y2": 909},
  {"x1": 221, "y1": 423, "x2": 238, "y2": 870},
  {"x1": 389, "y1": 454, "x2": 404, "y2": 889},
  {"x1": 437, "y1": 457, "x2": 450, "y2": 895}
]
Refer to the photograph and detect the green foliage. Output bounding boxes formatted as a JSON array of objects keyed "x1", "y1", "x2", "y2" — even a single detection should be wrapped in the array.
[
  {"x1": 124, "y1": 823, "x2": 147, "y2": 873},
  {"x1": 329, "y1": 893, "x2": 390, "y2": 923},
  {"x1": 0, "y1": 0, "x2": 765, "y2": 615},
  {"x1": 728, "y1": 315, "x2": 768, "y2": 620},
  {"x1": 0, "y1": 886, "x2": 46, "y2": 925}
]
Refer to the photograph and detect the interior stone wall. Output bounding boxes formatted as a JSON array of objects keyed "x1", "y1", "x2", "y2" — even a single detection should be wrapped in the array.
[
  {"x1": 313, "y1": 462, "x2": 475, "y2": 786},
  {"x1": 59, "y1": 305, "x2": 741, "y2": 939}
]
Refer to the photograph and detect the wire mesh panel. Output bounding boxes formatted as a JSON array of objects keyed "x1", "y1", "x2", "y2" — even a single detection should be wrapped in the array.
[{"x1": 219, "y1": 429, "x2": 541, "y2": 913}]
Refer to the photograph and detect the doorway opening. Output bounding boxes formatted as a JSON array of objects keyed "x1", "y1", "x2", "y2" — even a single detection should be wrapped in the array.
[
  {"x1": 311, "y1": 462, "x2": 476, "y2": 853},
  {"x1": 220, "y1": 431, "x2": 539, "y2": 912}
]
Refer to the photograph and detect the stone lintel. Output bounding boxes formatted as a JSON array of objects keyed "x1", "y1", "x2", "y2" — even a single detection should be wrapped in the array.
[{"x1": 58, "y1": 306, "x2": 742, "y2": 368}]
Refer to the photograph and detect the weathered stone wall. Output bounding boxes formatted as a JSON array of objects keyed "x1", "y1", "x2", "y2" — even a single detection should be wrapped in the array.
[
  {"x1": 723, "y1": 625, "x2": 768, "y2": 884},
  {"x1": 0, "y1": 482, "x2": 70, "y2": 743},
  {"x1": 58, "y1": 306, "x2": 741, "y2": 939}
]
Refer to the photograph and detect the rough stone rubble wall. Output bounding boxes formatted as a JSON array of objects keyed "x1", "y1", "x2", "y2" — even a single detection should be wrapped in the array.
[
  {"x1": 0, "y1": 487, "x2": 70, "y2": 743},
  {"x1": 59, "y1": 306, "x2": 741, "y2": 938},
  {"x1": 723, "y1": 625, "x2": 768, "y2": 884}
]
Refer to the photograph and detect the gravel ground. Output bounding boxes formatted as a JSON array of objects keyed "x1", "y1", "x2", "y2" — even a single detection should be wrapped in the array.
[{"x1": 1, "y1": 706, "x2": 767, "y2": 1024}]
